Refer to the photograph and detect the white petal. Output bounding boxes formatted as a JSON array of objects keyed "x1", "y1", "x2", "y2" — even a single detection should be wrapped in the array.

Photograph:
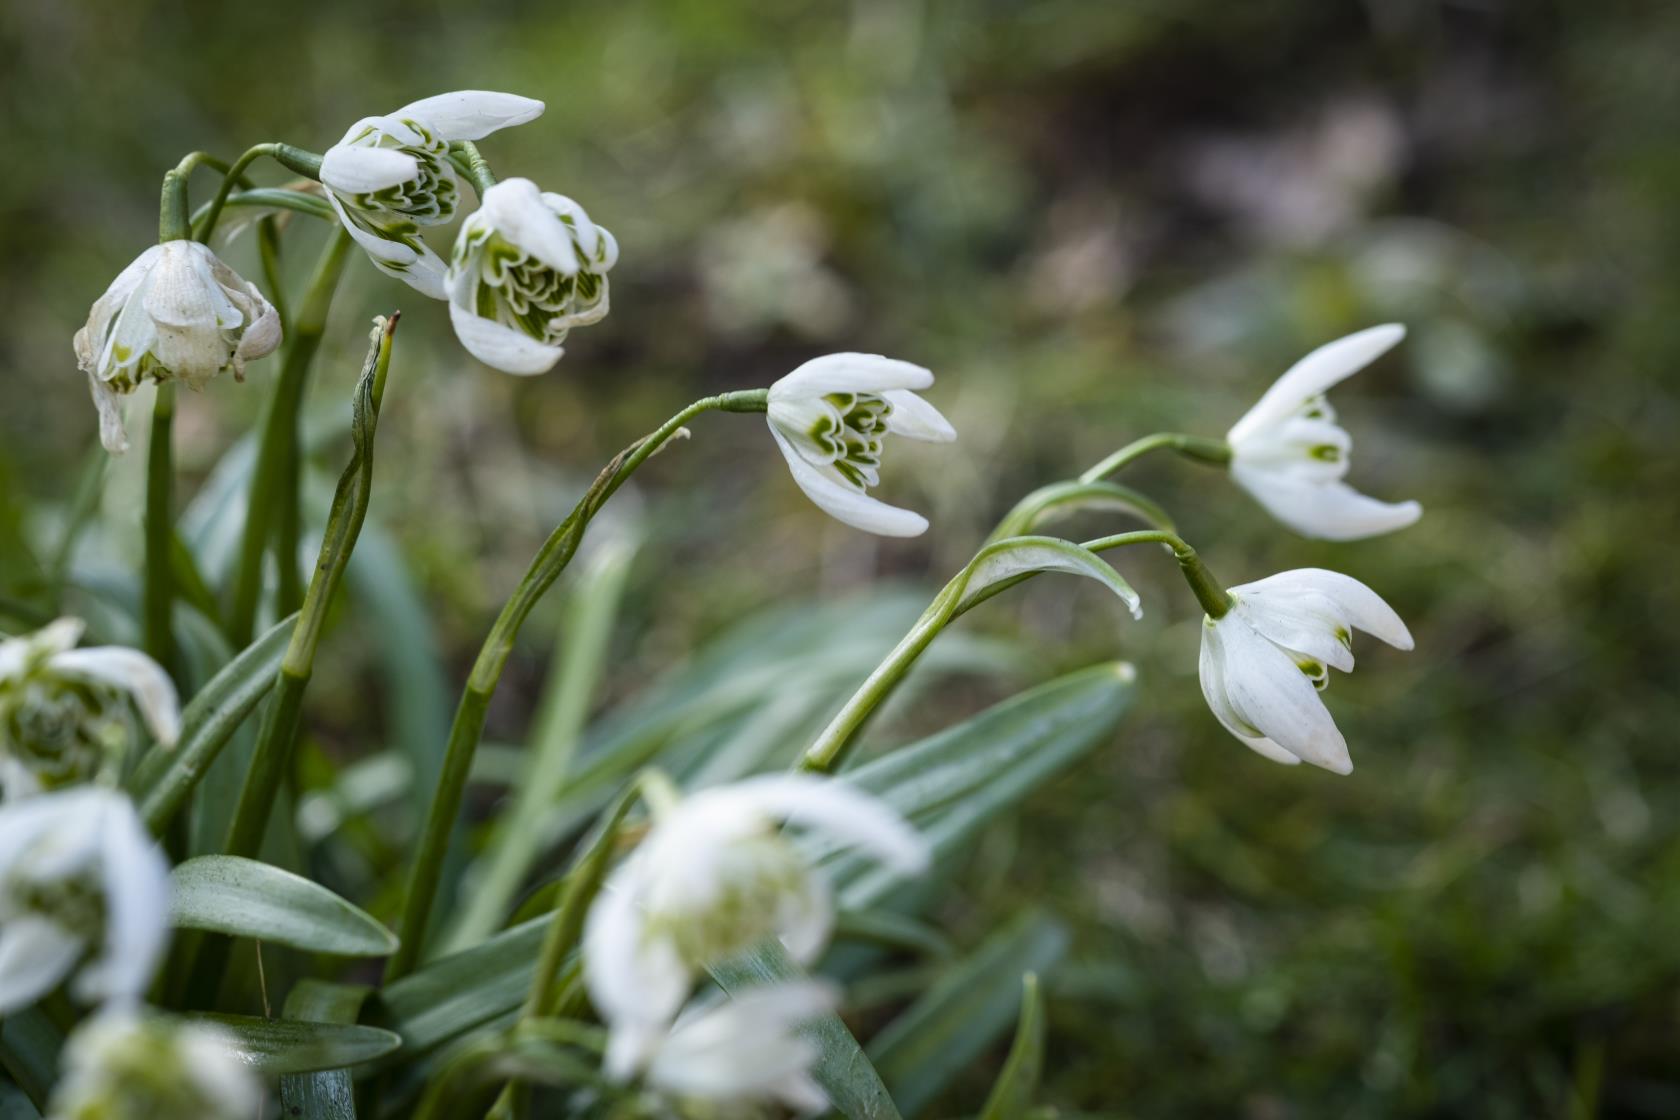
[
  {"x1": 1215, "y1": 617, "x2": 1351, "y2": 773},
  {"x1": 320, "y1": 145, "x2": 421, "y2": 196},
  {"x1": 448, "y1": 297, "x2": 564, "y2": 374},
  {"x1": 880, "y1": 389, "x2": 957, "y2": 443},
  {"x1": 1231, "y1": 465, "x2": 1422, "y2": 541},
  {"x1": 480, "y1": 179, "x2": 579, "y2": 275},
  {"x1": 583, "y1": 872, "x2": 691, "y2": 1076},
  {"x1": 87, "y1": 371, "x2": 131, "y2": 453},
  {"x1": 1237, "y1": 568, "x2": 1413, "y2": 650},
  {"x1": 710, "y1": 774, "x2": 931, "y2": 875},
  {"x1": 539, "y1": 193, "x2": 611, "y2": 265},
  {"x1": 0, "y1": 916, "x2": 85, "y2": 1015},
  {"x1": 1231, "y1": 594, "x2": 1355, "y2": 673},
  {"x1": 768, "y1": 425, "x2": 929, "y2": 537},
  {"x1": 1227, "y1": 324, "x2": 1406, "y2": 445},
  {"x1": 327, "y1": 191, "x2": 417, "y2": 265},
  {"x1": 769, "y1": 353, "x2": 934, "y2": 401},
  {"x1": 76, "y1": 793, "x2": 170, "y2": 1005},
  {"x1": 391, "y1": 90, "x2": 545, "y2": 141},
  {"x1": 1198, "y1": 623, "x2": 1302, "y2": 767},
  {"x1": 775, "y1": 868, "x2": 835, "y2": 965},
  {"x1": 50, "y1": 647, "x2": 181, "y2": 747},
  {"x1": 649, "y1": 983, "x2": 834, "y2": 1104}
]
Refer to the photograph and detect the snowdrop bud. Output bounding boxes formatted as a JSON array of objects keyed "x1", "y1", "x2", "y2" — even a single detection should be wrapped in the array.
[
  {"x1": 321, "y1": 90, "x2": 544, "y2": 298},
  {"x1": 584, "y1": 775, "x2": 928, "y2": 1077},
  {"x1": 0, "y1": 619, "x2": 179, "y2": 801},
  {"x1": 444, "y1": 177, "x2": 618, "y2": 375},
  {"x1": 1226, "y1": 325, "x2": 1422, "y2": 540},
  {"x1": 73, "y1": 241, "x2": 281, "y2": 453},
  {"x1": 643, "y1": 983, "x2": 835, "y2": 1117},
  {"x1": 48, "y1": 1011, "x2": 259, "y2": 1120},
  {"x1": 1198, "y1": 567, "x2": 1413, "y2": 774},
  {"x1": 0, "y1": 787, "x2": 171, "y2": 1014},
  {"x1": 766, "y1": 353, "x2": 957, "y2": 537}
]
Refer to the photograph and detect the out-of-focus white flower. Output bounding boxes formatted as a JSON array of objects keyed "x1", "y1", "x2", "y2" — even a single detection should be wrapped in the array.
[
  {"x1": 0, "y1": 619, "x2": 179, "y2": 800},
  {"x1": 0, "y1": 786, "x2": 170, "y2": 1013},
  {"x1": 1198, "y1": 567, "x2": 1413, "y2": 774},
  {"x1": 321, "y1": 90, "x2": 544, "y2": 298},
  {"x1": 766, "y1": 353, "x2": 956, "y2": 537},
  {"x1": 444, "y1": 177, "x2": 617, "y2": 375},
  {"x1": 640, "y1": 983, "x2": 834, "y2": 1117},
  {"x1": 583, "y1": 774, "x2": 928, "y2": 1077},
  {"x1": 48, "y1": 1010, "x2": 259, "y2": 1120},
  {"x1": 73, "y1": 242, "x2": 281, "y2": 453},
  {"x1": 1226, "y1": 324, "x2": 1422, "y2": 540}
]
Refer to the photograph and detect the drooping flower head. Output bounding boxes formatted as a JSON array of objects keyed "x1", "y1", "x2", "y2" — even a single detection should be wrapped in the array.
[
  {"x1": 1227, "y1": 324, "x2": 1422, "y2": 540},
  {"x1": 0, "y1": 619, "x2": 179, "y2": 801},
  {"x1": 0, "y1": 786, "x2": 170, "y2": 1014},
  {"x1": 73, "y1": 242, "x2": 281, "y2": 453},
  {"x1": 1198, "y1": 567, "x2": 1413, "y2": 774},
  {"x1": 583, "y1": 774, "x2": 928, "y2": 1077},
  {"x1": 639, "y1": 983, "x2": 835, "y2": 1117},
  {"x1": 766, "y1": 353, "x2": 957, "y2": 537},
  {"x1": 320, "y1": 90, "x2": 545, "y2": 298},
  {"x1": 444, "y1": 177, "x2": 618, "y2": 375},
  {"x1": 49, "y1": 1010, "x2": 259, "y2": 1120}
]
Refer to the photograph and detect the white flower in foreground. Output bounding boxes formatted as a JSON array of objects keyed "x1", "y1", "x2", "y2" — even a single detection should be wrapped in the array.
[
  {"x1": 321, "y1": 90, "x2": 544, "y2": 298},
  {"x1": 641, "y1": 983, "x2": 834, "y2": 1117},
  {"x1": 766, "y1": 353, "x2": 957, "y2": 537},
  {"x1": 444, "y1": 177, "x2": 618, "y2": 374},
  {"x1": 0, "y1": 787, "x2": 170, "y2": 1014},
  {"x1": 0, "y1": 618, "x2": 179, "y2": 800},
  {"x1": 73, "y1": 241, "x2": 281, "y2": 453},
  {"x1": 1199, "y1": 567, "x2": 1413, "y2": 774},
  {"x1": 584, "y1": 774, "x2": 928, "y2": 1076},
  {"x1": 48, "y1": 1010, "x2": 259, "y2": 1120},
  {"x1": 1227, "y1": 324, "x2": 1422, "y2": 540}
]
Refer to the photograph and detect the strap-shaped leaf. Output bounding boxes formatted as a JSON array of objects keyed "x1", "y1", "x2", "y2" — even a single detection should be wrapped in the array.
[
  {"x1": 867, "y1": 909, "x2": 1068, "y2": 1117},
  {"x1": 979, "y1": 973, "x2": 1047, "y2": 1120},
  {"x1": 374, "y1": 917, "x2": 548, "y2": 1061},
  {"x1": 190, "y1": 1013, "x2": 401, "y2": 1075},
  {"x1": 128, "y1": 612, "x2": 297, "y2": 834},
  {"x1": 0, "y1": 1007, "x2": 62, "y2": 1112},
  {"x1": 711, "y1": 939, "x2": 903, "y2": 1120},
  {"x1": 279, "y1": 980, "x2": 372, "y2": 1119},
  {"x1": 170, "y1": 856, "x2": 397, "y2": 956},
  {"x1": 952, "y1": 535, "x2": 1140, "y2": 618}
]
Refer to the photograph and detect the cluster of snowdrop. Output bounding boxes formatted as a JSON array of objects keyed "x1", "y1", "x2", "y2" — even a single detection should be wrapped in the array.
[{"x1": 24, "y1": 85, "x2": 1431, "y2": 1116}]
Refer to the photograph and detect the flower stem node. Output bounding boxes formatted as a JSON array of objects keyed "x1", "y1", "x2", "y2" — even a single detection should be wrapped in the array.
[
  {"x1": 767, "y1": 353, "x2": 957, "y2": 536},
  {"x1": 1198, "y1": 567, "x2": 1413, "y2": 774},
  {"x1": 1227, "y1": 324, "x2": 1422, "y2": 540},
  {"x1": 444, "y1": 178, "x2": 618, "y2": 375},
  {"x1": 73, "y1": 241, "x2": 281, "y2": 454},
  {"x1": 321, "y1": 90, "x2": 545, "y2": 297},
  {"x1": 48, "y1": 1010, "x2": 259, "y2": 1120}
]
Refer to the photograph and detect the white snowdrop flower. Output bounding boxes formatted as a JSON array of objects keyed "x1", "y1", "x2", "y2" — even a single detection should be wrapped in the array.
[
  {"x1": 320, "y1": 90, "x2": 545, "y2": 298},
  {"x1": 766, "y1": 353, "x2": 957, "y2": 537},
  {"x1": 48, "y1": 1010, "x2": 259, "y2": 1120},
  {"x1": 1198, "y1": 567, "x2": 1413, "y2": 774},
  {"x1": 0, "y1": 786, "x2": 170, "y2": 1014},
  {"x1": 1227, "y1": 324, "x2": 1422, "y2": 540},
  {"x1": 73, "y1": 242, "x2": 281, "y2": 453},
  {"x1": 444, "y1": 177, "x2": 618, "y2": 375},
  {"x1": 641, "y1": 983, "x2": 834, "y2": 1117},
  {"x1": 583, "y1": 774, "x2": 928, "y2": 1077},
  {"x1": 0, "y1": 619, "x2": 179, "y2": 800}
]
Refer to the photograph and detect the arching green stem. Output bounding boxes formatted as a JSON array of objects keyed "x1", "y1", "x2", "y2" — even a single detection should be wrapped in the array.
[
  {"x1": 142, "y1": 385, "x2": 176, "y2": 676},
  {"x1": 1078, "y1": 432, "x2": 1231, "y2": 483},
  {"x1": 193, "y1": 143, "x2": 325, "y2": 243}
]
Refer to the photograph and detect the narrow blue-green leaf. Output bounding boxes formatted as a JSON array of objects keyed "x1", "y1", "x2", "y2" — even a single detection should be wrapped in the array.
[
  {"x1": 189, "y1": 1014, "x2": 400, "y2": 1075},
  {"x1": 0, "y1": 1007, "x2": 62, "y2": 1112},
  {"x1": 867, "y1": 910, "x2": 1068, "y2": 1117},
  {"x1": 128, "y1": 612, "x2": 297, "y2": 834},
  {"x1": 0, "y1": 1079, "x2": 41, "y2": 1119},
  {"x1": 374, "y1": 916, "x2": 547, "y2": 1061},
  {"x1": 170, "y1": 856, "x2": 397, "y2": 956},
  {"x1": 979, "y1": 972, "x2": 1047, "y2": 1120},
  {"x1": 279, "y1": 980, "x2": 372, "y2": 1120},
  {"x1": 711, "y1": 940, "x2": 902, "y2": 1120},
  {"x1": 954, "y1": 535, "x2": 1140, "y2": 618}
]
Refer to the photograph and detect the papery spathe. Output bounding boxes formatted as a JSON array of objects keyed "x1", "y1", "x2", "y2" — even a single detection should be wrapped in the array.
[
  {"x1": 766, "y1": 353, "x2": 957, "y2": 537},
  {"x1": 1227, "y1": 325, "x2": 1422, "y2": 540},
  {"x1": 1198, "y1": 567, "x2": 1413, "y2": 773},
  {"x1": 73, "y1": 241, "x2": 281, "y2": 453}
]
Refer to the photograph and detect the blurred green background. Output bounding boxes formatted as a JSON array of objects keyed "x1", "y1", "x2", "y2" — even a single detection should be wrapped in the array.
[{"x1": 3, "y1": 1, "x2": 1678, "y2": 1115}]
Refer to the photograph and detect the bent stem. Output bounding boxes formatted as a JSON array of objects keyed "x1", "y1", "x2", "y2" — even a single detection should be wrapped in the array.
[
  {"x1": 1078, "y1": 431, "x2": 1231, "y2": 483},
  {"x1": 193, "y1": 142, "x2": 323, "y2": 243},
  {"x1": 384, "y1": 389, "x2": 769, "y2": 981},
  {"x1": 142, "y1": 384, "x2": 176, "y2": 675}
]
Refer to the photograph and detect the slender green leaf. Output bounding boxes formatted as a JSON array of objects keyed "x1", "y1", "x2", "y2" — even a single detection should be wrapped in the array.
[
  {"x1": 979, "y1": 973, "x2": 1047, "y2": 1120},
  {"x1": 189, "y1": 1014, "x2": 400, "y2": 1075},
  {"x1": 868, "y1": 910, "x2": 1069, "y2": 1117},
  {"x1": 712, "y1": 940, "x2": 902, "y2": 1120},
  {"x1": 0, "y1": 1008, "x2": 62, "y2": 1111},
  {"x1": 989, "y1": 478, "x2": 1175, "y2": 541},
  {"x1": 279, "y1": 980, "x2": 373, "y2": 1120},
  {"x1": 170, "y1": 856, "x2": 397, "y2": 956},
  {"x1": 128, "y1": 613, "x2": 297, "y2": 834},
  {"x1": 373, "y1": 917, "x2": 548, "y2": 1061},
  {"x1": 952, "y1": 535, "x2": 1141, "y2": 618},
  {"x1": 0, "y1": 1079, "x2": 41, "y2": 1119}
]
